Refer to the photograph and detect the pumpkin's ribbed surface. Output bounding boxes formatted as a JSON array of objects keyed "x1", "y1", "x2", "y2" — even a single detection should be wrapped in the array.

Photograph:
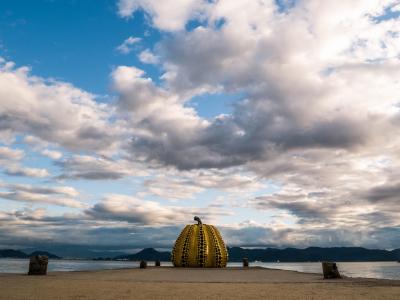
[{"x1": 171, "y1": 223, "x2": 228, "y2": 268}]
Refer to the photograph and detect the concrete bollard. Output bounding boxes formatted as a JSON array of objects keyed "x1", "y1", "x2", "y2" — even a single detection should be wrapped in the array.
[
  {"x1": 28, "y1": 255, "x2": 48, "y2": 275},
  {"x1": 140, "y1": 260, "x2": 147, "y2": 269},
  {"x1": 242, "y1": 257, "x2": 249, "y2": 268},
  {"x1": 155, "y1": 260, "x2": 161, "y2": 267},
  {"x1": 322, "y1": 262, "x2": 341, "y2": 279}
]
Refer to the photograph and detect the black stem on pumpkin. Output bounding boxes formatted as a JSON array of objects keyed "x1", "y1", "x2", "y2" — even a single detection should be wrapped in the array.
[{"x1": 194, "y1": 216, "x2": 202, "y2": 225}]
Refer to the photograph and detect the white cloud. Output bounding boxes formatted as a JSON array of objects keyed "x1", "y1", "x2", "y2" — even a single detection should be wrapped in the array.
[
  {"x1": 0, "y1": 146, "x2": 50, "y2": 178},
  {"x1": 392, "y1": 2, "x2": 400, "y2": 12},
  {"x1": 41, "y1": 149, "x2": 63, "y2": 160},
  {"x1": 111, "y1": 65, "x2": 205, "y2": 147},
  {"x1": 116, "y1": 36, "x2": 141, "y2": 54},
  {"x1": 0, "y1": 146, "x2": 24, "y2": 161},
  {"x1": 138, "y1": 49, "x2": 159, "y2": 64},
  {"x1": 117, "y1": 0, "x2": 207, "y2": 31},
  {"x1": 4, "y1": 166, "x2": 50, "y2": 178},
  {"x1": 0, "y1": 59, "x2": 122, "y2": 155}
]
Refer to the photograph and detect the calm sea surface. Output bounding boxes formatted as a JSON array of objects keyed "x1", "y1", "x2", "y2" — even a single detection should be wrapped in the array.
[{"x1": 1, "y1": 259, "x2": 399, "y2": 280}]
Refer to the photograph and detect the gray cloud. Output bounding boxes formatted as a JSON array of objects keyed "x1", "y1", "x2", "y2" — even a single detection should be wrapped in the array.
[
  {"x1": 142, "y1": 169, "x2": 262, "y2": 200},
  {"x1": 113, "y1": 0, "x2": 399, "y2": 171},
  {"x1": 85, "y1": 194, "x2": 232, "y2": 225},
  {"x1": 6, "y1": 183, "x2": 79, "y2": 197},
  {"x1": 112, "y1": 18, "x2": 395, "y2": 171},
  {"x1": 55, "y1": 155, "x2": 147, "y2": 180},
  {"x1": 364, "y1": 182, "x2": 400, "y2": 205},
  {"x1": 1, "y1": 207, "x2": 399, "y2": 250},
  {"x1": 0, "y1": 191, "x2": 84, "y2": 208},
  {"x1": 4, "y1": 166, "x2": 50, "y2": 178},
  {"x1": 0, "y1": 182, "x2": 84, "y2": 208}
]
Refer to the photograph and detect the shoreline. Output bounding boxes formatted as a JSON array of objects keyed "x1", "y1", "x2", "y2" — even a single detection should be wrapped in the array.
[
  {"x1": 1, "y1": 265, "x2": 399, "y2": 281},
  {"x1": 1, "y1": 260, "x2": 400, "y2": 281},
  {"x1": 0, "y1": 267, "x2": 399, "y2": 299}
]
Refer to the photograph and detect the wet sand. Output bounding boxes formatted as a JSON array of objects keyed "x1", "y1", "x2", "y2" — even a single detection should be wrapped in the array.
[{"x1": 0, "y1": 267, "x2": 399, "y2": 299}]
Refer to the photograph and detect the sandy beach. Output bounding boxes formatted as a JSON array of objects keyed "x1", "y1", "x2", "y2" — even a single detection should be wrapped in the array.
[{"x1": 0, "y1": 267, "x2": 399, "y2": 299}]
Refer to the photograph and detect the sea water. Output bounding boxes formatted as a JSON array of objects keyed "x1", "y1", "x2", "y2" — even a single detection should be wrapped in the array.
[
  {"x1": 1, "y1": 259, "x2": 399, "y2": 280},
  {"x1": 229, "y1": 261, "x2": 400, "y2": 280}
]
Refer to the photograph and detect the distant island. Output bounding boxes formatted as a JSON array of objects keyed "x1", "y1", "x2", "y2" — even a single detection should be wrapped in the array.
[{"x1": 1, "y1": 247, "x2": 400, "y2": 262}]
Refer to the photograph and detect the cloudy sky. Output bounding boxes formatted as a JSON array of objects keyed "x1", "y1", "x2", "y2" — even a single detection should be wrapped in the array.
[{"x1": 0, "y1": 0, "x2": 400, "y2": 252}]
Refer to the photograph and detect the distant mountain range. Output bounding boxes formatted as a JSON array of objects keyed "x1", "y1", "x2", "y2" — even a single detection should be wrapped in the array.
[
  {"x1": 115, "y1": 248, "x2": 171, "y2": 261},
  {"x1": 0, "y1": 249, "x2": 60, "y2": 259},
  {"x1": 227, "y1": 247, "x2": 400, "y2": 262},
  {"x1": 1, "y1": 247, "x2": 400, "y2": 262},
  {"x1": 22, "y1": 245, "x2": 126, "y2": 259},
  {"x1": 0, "y1": 249, "x2": 29, "y2": 258},
  {"x1": 117, "y1": 247, "x2": 400, "y2": 262},
  {"x1": 29, "y1": 251, "x2": 61, "y2": 259}
]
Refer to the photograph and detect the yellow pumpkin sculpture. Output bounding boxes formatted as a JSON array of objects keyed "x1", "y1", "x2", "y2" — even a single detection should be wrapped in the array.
[{"x1": 171, "y1": 216, "x2": 228, "y2": 267}]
